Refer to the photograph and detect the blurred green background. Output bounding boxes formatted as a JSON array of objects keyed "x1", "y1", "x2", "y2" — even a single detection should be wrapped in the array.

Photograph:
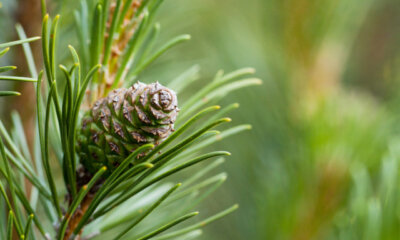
[
  {"x1": 156, "y1": 1, "x2": 400, "y2": 239},
  {"x1": 2, "y1": 0, "x2": 400, "y2": 239}
]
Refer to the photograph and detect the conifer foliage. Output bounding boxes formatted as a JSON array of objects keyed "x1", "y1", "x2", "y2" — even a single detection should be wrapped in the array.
[{"x1": 0, "y1": 0, "x2": 261, "y2": 239}]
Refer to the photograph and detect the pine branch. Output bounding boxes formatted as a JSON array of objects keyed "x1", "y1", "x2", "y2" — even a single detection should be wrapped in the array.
[{"x1": 0, "y1": 1, "x2": 260, "y2": 239}]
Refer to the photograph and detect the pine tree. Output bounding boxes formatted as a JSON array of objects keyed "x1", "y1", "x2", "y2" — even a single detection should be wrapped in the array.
[{"x1": 0, "y1": 0, "x2": 261, "y2": 239}]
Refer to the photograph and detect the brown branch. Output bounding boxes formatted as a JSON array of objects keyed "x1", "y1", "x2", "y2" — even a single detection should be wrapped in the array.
[{"x1": 63, "y1": 194, "x2": 94, "y2": 240}]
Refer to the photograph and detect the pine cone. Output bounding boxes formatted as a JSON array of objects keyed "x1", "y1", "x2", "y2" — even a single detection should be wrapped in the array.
[{"x1": 77, "y1": 82, "x2": 178, "y2": 174}]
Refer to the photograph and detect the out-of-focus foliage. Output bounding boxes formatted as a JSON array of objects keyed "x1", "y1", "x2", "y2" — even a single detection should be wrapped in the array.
[{"x1": 150, "y1": 0, "x2": 400, "y2": 239}]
